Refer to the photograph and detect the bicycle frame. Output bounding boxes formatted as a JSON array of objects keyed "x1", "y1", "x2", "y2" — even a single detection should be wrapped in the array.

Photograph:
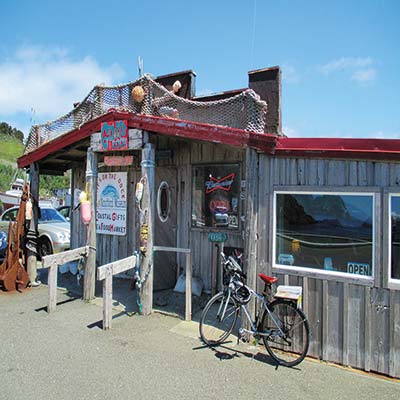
[
  {"x1": 219, "y1": 284, "x2": 286, "y2": 339},
  {"x1": 238, "y1": 287, "x2": 286, "y2": 339}
]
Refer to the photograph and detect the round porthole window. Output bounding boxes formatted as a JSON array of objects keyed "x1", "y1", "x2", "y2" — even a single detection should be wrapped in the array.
[{"x1": 157, "y1": 181, "x2": 171, "y2": 223}]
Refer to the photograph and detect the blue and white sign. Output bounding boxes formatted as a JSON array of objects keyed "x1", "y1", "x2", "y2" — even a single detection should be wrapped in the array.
[{"x1": 96, "y1": 172, "x2": 127, "y2": 236}]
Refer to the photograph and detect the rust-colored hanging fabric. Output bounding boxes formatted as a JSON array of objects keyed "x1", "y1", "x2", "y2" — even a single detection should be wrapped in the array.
[{"x1": 0, "y1": 183, "x2": 30, "y2": 291}]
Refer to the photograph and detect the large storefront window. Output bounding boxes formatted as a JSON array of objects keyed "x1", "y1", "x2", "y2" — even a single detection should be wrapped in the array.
[
  {"x1": 390, "y1": 195, "x2": 400, "y2": 281},
  {"x1": 274, "y1": 192, "x2": 374, "y2": 277},
  {"x1": 192, "y1": 164, "x2": 240, "y2": 230}
]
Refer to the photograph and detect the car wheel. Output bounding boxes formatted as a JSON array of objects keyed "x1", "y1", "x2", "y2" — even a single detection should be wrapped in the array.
[{"x1": 39, "y1": 237, "x2": 53, "y2": 259}]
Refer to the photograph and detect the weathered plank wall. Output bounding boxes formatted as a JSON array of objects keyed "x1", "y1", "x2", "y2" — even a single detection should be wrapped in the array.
[
  {"x1": 71, "y1": 153, "x2": 140, "y2": 267},
  {"x1": 172, "y1": 139, "x2": 245, "y2": 291},
  {"x1": 257, "y1": 156, "x2": 400, "y2": 377}
]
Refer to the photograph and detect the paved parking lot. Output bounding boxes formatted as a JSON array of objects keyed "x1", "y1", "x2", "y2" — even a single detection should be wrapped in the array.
[{"x1": 0, "y1": 286, "x2": 398, "y2": 400}]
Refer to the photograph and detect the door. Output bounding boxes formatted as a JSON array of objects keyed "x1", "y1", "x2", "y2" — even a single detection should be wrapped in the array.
[{"x1": 153, "y1": 167, "x2": 178, "y2": 291}]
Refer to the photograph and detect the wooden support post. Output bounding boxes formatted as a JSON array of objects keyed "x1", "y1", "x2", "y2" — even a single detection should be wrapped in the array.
[
  {"x1": 244, "y1": 148, "x2": 259, "y2": 322},
  {"x1": 103, "y1": 267, "x2": 113, "y2": 330},
  {"x1": 185, "y1": 252, "x2": 192, "y2": 321},
  {"x1": 27, "y1": 162, "x2": 39, "y2": 284},
  {"x1": 83, "y1": 147, "x2": 98, "y2": 301},
  {"x1": 140, "y1": 142, "x2": 155, "y2": 315},
  {"x1": 48, "y1": 263, "x2": 58, "y2": 313}
]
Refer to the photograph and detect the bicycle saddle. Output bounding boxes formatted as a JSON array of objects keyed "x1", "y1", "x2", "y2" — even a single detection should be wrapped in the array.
[{"x1": 258, "y1": 273, "x2": 278, "y2": 285}]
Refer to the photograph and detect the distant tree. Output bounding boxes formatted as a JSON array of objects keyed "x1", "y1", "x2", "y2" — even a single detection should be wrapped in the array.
[{"x1": 0, "y1": 122, "x2": 24, "y2": 142}]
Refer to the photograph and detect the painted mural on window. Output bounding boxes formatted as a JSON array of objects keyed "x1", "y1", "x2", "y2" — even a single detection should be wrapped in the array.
[
  {"x1": 275, "y1": 193, "x2": 374, "y2": 276},
  {"x1": 192, "y1": 164, "x2": 240, "y2": 230},
  {"x1": 390, "y1": 196, "x2": 400, "y2": 280}
]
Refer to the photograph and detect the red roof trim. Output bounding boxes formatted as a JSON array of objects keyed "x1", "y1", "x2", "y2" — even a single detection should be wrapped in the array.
[
  {"x1": 17, "y1": 111, "x2": 277, "y2": 168},
  {"x1": 17, "y1": 112, "x2": 400, "y2": 169},
  {"x1": 275, "y1": 137, "x2": 400, "y2": 161}
]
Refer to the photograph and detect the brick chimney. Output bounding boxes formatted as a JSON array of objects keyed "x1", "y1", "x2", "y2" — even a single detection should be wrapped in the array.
[{"x1": 248, "y1": 66, "x2": 282, "y2": 135}]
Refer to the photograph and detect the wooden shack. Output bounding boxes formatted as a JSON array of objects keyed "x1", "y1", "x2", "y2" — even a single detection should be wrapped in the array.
[{"x1": 17, "y1": 67, "x2": 400, "y2": 378}]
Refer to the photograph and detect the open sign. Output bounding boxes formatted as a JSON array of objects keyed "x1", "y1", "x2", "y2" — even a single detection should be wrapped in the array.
[{"x1": 347, "y1": 262, "x2": 371, "y2": 276}]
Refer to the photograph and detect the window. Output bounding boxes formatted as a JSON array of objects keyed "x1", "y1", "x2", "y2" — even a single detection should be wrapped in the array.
[
  {"x1": 157, "y1": 181, "x2": 170, "y2": 223},
  {"x1": 274, "y1": 191, "x2": 374, "y2": 277},
  {"x1": 389, "y1": 195, "x2": 400, "y2": 281},
  {"x1": 39, "y1": 208, "x2": 67, "y2": 223},
  {"x1": 192, "y1": 164, "x2": 240, "y2": 230},
  {"x1": 2, "y1": 209, "x2": 18, "y2": 222}
]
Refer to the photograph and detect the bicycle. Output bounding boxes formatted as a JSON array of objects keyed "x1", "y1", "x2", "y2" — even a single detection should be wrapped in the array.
[{"x1": 199, "y1": 252, "x2": 310, "y2": 367}]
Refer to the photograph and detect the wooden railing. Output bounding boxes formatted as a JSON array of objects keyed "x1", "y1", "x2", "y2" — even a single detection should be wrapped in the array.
[
  {"x1": 42, "y1": 246, "x2": 89, "y2": 313},
  {"x1": 97, "y1": 254, "x2": 138, "y2": 330},
  {"x1": 97, "y1": 247, "x2": 192, "y2": 330}
]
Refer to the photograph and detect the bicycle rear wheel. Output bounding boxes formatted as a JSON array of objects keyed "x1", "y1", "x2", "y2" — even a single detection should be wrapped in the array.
[
  {"x1": 199, "y1": 292, "x2": 239, "y2": 346},
  {"x1": 260, "y1": 299, "x2": 310, "y2": 367}
]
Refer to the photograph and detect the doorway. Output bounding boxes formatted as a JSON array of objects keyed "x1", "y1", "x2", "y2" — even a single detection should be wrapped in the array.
[{"x1": 153, "y1": 167, "x2": 178, "y2": 290}]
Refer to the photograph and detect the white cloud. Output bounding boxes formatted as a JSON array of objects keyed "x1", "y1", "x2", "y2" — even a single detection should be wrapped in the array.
[
  {"x1": 319, "y1": 57, "x2": 373, "y2": 75},
  {"x1": 318, "y1": 57, "x2": 376, "y2": 85},
  {"x1": 351, "y1": 68, "x2": 376, "y2": 84},
  {"x1": 282, "y1": 63, "x2": 299, "y2": 84},
  {"x1": 0, "y1": 45, "x2": 124, "y2": 120}
]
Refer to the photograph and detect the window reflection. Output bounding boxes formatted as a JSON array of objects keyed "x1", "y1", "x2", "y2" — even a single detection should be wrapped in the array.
[
  {"x1": 275, "y1": 193, "x2": 373, "y2": 276},
  {"x1": 391, "y1": 196, "x2": 400, "y2": 280}
]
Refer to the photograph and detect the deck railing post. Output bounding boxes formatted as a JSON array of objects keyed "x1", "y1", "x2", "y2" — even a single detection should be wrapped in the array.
[
  {"x1": 48, "y1": 263, "x2": 58, "y2": 313},
  {"x1": 185, "y1": 252, "x2": 192, "y2": 321},
  {"x1": 103, "y1": 267, "x2": 113, "y2": 330}
]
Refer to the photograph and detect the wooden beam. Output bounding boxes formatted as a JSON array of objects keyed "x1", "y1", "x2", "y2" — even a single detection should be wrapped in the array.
[
  {"x1": 244, "y1": 148, "x2": 259, "y2": 322},
  {"x1": 96, "y1": 254, "x2": 138, "y2": 330},
  {"x1": 42, "y1": 246, "x2": 88, "y2": 313},
  {"x1": 153, "y1": 246, "x2": 190, "y2": 254},
  {"x1": 103, "y1": 267, "x2": 113, "y2": 330},
  {"x1": 47, "y1": 264, "x2": 58, "y2": 313},
  {"x1": 140, "y1": 141, "x2": 155, "y2": 315},
  {"x1": 97, "y1": 255, "x2": 137, "y2": 281},
  {"x1": 83, "y1": 147, "x2": 98, "y2": 301},
  {"x1": 38, "y1": 168, "x2": 66, "y2": 176},
  {"x1": 42, "y1": 246, "x2": 89, "y2": 269},
  {"x1": 185, "y1": 252, "x2": 192, "y2": 321}
]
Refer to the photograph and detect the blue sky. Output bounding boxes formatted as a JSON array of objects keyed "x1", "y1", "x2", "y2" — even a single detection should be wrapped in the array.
[{"x1": 0, "y1": 0, "x2": 399, "y2": 139}]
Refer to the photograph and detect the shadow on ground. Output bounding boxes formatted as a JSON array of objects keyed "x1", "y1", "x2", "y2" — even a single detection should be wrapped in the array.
[{"x1": 38, "y1": 266, "x2": 210, "y2": 320}]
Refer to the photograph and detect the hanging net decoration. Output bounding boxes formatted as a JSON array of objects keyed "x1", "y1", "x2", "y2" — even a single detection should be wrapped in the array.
[{"x1": 24, "y1": 75, "x2": 269, "y2": 154}]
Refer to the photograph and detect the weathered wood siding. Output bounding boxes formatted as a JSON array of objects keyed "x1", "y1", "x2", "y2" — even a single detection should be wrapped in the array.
[
  {"x1": 71, "y1": 153, "x2": 140, "y2": 267},
  {"x1": 71, "y1": 136, "x2": 246, "y2": 292},
  {"x1": 173, "y1": 139, "x2": 245, "y2": 291},
  {"x1": 257, "y1": 156, "x2": 400, "y2": 377}
]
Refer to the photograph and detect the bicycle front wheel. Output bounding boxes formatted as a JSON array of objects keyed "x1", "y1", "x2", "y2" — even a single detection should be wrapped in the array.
[
  {"x1": 260, "y1": 299, "x2": 310, "y2": 367},
  {"x1": 199, "y1": 291, "x2": 239, "y2": 346}
]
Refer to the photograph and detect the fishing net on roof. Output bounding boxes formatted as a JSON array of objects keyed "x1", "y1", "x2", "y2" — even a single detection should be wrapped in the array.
[{"x1": 24, "y1": 75, "x2": 268, "y2": 154}]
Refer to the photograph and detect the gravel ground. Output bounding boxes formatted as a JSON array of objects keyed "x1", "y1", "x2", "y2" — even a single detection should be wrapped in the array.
[{"x1": 0, "y1": 286, "x2": 399, "y2": 400}]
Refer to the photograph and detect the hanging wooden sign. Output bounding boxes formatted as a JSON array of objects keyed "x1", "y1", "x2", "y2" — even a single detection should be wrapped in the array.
[
  {"x1": 104, "y1": 155, "x2": 134, "y2": 167},
  {"x1": 208, "y1": 232, "x2": 228, "y2": 242},
  {"x1": 91, "y1": 124, "x2": 143, "y2": 152},
  {"x1": 96, "y1": 172, "x2": 127, "y2": 236}
]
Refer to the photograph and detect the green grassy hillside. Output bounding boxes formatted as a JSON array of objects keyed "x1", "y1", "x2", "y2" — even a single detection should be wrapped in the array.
[
  {"x1": 0, "y1": 128, "x2": 70, "y2": 205},
  {"x1": 0, "y1": 133, "x2": 24, "y2": 165},
  {"x1": 0, "y1": 133, "x2": 25, "y2": 194}
]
